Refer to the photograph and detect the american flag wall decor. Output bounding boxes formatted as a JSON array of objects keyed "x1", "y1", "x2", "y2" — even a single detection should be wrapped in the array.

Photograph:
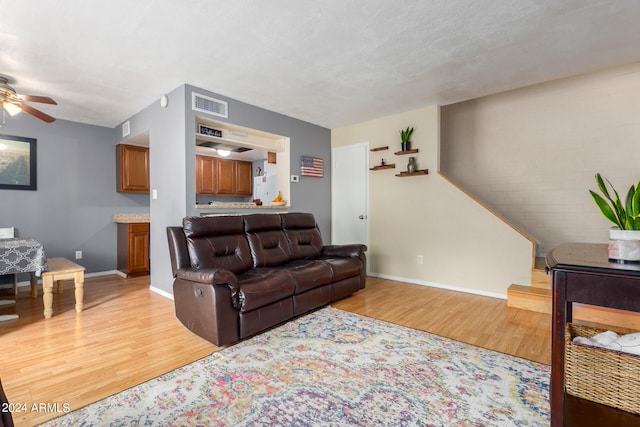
[{"x1": 300, "y1": 156, "x2": 324, "y2": 178}]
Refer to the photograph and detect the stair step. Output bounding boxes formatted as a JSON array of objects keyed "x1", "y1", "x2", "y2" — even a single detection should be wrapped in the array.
[
  {"x1": 506, "y1": 284, "x2": 640, "y2": 329},
  {"x1": 531, "y1": 257, "x2": 550, "y2": 289},
  {"x1": 507, "y1": 284, "x2": 551, "y2": 314}
]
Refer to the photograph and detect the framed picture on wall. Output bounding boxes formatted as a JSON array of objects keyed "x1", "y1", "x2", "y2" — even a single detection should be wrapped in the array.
[{"x1": 0, "y1": 134, "x2": 37, "y2": 191}]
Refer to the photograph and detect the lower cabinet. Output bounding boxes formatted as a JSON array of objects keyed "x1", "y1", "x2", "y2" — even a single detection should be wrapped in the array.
[{"x1": 117, "y1": 223, "x2": 149, "y2": 276}]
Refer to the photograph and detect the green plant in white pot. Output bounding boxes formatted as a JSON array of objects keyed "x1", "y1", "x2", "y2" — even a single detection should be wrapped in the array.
[{"x1": 589, "y1": 173, "x2": 640, "y2": 262}]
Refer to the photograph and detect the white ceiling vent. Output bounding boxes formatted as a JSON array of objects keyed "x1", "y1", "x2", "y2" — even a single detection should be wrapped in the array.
[{"x1": 192, "y1": 93, "x2": 228, "y2": 118}]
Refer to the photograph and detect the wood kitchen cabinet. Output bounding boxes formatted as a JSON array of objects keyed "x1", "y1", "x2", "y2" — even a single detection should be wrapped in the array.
[
  {"x1": 117, "y1": 144, "x2": 149, "y2": 193},
  {"x1": 195, "y1": 155, "x2": 252, "y2": 196},
  {"x1": 234, "y1": 161, "x2": 253, "y2": 195},
  {"x1": 195, "y1": 155, "x2": 217, "y2": 194},
  {"x1": 215, "y1": 157, "x2": 236, "y2": 195},
  {"x1": 117, "y1": 223, "x2": 149, "y2": 276}
]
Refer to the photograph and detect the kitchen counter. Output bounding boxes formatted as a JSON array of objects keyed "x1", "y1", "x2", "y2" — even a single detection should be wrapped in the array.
[{"x1": 112, "y1": 213, "x2": 150, "y2": 223}]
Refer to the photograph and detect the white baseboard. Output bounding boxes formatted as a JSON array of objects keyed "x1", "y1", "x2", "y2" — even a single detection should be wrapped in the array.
[
  {"x1": 8, "y1": 270, "x2": 176, "y2": 302},
  {"x1": 367, "y1": 272, "x2": 507, "y2": 300},
  {"x1": 150, "y1": 286, "x2": 174, "y2": 300},
  {"x1": 7, "y1": 270, "x2": 502, "y2": 302}
]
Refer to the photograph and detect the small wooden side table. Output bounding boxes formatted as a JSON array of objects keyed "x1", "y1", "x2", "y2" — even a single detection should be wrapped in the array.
[{"x1": 34, "y1": 257, "x2": 85, "y2": 318}]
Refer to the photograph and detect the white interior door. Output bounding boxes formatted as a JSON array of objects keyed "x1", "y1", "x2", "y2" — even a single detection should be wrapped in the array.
[{"x1": 331, "y1": 143, "x2": 368, "y2": 246}]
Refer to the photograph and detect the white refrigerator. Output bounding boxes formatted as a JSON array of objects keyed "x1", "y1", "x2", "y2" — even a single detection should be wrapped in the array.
[{"x1": 253, "y1": 175, "x2": 277, "y2": 202}]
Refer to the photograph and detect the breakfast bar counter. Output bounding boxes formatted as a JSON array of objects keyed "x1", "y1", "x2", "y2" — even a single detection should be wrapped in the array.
[{"x1": 112, "y1": 213, "x2": 150, "y2": 223}]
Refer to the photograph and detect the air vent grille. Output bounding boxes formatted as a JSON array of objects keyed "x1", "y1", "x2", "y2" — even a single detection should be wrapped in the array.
[
  {"x1": 192, "y1": 93, "x2": 228, "y2": 118},
  {"x1": 122, "y1": 121, "x2": 130, "y2": 137}
]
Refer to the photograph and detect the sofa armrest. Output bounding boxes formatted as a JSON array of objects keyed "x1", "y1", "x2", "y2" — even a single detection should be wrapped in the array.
[
  {"x1": 175, "y1": 268, "x2": 242, "y2": 309},
  {"x1": 176, "y1": 268, "x2": 238, "y2": 287},
  {"x1": 322, "y1": 244, "x2": 367, "y2": 258}
]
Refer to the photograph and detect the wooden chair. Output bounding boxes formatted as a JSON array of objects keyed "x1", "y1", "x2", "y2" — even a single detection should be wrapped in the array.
[{"x1": 0, "y1": 227, "x2": 17, "y2": 295}]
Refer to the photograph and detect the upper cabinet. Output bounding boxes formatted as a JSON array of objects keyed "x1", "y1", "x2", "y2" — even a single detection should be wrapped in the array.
[
  {"x1": 117, "y1": 144, "x2": 149, "y2": 193},
  {"x1": 234, "y1": 161, "x2": 253, "y2": 195},
  {"x1": 195, "y1": 155, "x2": 253, "y2": 196},
  {"x1": 215, "y1": 157, "x2": 235, "y2": 195},
  {"x1": 195, "y1": 155, "x2": 216, "y2": 195}
]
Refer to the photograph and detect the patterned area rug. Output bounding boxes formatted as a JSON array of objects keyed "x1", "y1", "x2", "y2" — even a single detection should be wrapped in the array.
[{"x1": 40, "y1": 307, "x2": 549, "y2": 426}]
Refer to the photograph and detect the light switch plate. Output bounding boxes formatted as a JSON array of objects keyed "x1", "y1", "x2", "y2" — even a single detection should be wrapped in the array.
[{"x1": 291, "y1": 175, "x2": 299, "y2": 182}]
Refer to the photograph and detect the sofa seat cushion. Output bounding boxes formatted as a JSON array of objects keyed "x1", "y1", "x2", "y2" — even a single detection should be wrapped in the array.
[
  {"x1": 321, "y1": 257, "x2": 363, "y2": 281},
  {"x1": 281, "y1": 260, "x2": 333, "y2": 293},
  {"x1": 236, "y1": 269, "x2": 295, "y2": 312}
]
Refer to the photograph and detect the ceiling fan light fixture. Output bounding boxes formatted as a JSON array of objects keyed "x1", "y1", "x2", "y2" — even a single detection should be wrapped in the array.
[
  {"x1": 2, "y1": 101, "x2": 21, "y2": 116},
  {"x1": 0, "y1": 75, "x2": 56, "y2": 123}
]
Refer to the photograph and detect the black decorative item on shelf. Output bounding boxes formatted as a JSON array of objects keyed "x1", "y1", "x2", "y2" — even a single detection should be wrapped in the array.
[{"x1": 198, "y1": 124, "x2": 222, "y2": 137}]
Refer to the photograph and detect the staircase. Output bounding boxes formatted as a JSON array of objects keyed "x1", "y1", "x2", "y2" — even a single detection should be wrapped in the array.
[{"x1": 507, "y1": 257, "x2": 640, "y2": 329}]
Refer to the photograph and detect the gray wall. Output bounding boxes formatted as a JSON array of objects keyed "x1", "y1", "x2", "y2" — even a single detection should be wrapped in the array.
[
  {"x1": 119, "y1": 84, "x2": 332, "y2": 295},
  {"x1": 1, "y1": 84, "x2": 331, "y2": 292},
  {"x1": 0, "y1": 113, "x2": 148, "y2": 280},
  {"x1": 184, "y1": 84, "x2": 332, "y2": 237}
]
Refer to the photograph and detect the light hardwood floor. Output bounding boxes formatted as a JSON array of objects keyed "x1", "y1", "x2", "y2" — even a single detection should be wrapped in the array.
[{"x1": 0, "y1": 274, "x2": 551, "y2": 426}]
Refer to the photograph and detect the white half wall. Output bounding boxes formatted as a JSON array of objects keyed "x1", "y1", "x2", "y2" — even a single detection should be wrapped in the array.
[{"x1": 332, "y1": 105, "x2": 533, "y2": 296}]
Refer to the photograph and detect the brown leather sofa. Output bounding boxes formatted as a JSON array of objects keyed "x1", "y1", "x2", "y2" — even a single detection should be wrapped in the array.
[{"x1": 167, "y1": 212, "x2": 367, "y2": 346}]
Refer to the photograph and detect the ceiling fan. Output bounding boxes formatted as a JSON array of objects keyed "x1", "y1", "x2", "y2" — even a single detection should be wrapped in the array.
[{"x1": 0, "y1": 75, "x2": 57, "y2": 123}]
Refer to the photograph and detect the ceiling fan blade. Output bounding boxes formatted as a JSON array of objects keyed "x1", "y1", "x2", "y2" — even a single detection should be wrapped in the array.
[
  {"x1": 18, "y1": 94, "x2": 57, "y2": 105},
  {"x1": 18, "y1": 103, "x2": 56, "y2": 123}
]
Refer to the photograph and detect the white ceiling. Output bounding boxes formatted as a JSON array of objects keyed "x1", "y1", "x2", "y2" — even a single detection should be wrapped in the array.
[{"x1": 2, "y1": 1, "x2": 640, "y2": 129}]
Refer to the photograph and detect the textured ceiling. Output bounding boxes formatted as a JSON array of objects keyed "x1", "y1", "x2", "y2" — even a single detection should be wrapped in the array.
[{"x1": 2, "y1": 0, "x2": 640, "y2": 129}]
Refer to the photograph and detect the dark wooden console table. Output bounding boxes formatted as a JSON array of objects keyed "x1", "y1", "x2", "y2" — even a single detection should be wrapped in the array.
[{"x1": 547, "y1": 242, "x2": 640, "y2": 426}]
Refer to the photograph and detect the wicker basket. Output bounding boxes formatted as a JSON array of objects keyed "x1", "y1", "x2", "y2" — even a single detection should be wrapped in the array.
[{"x1": 565, "y1": 323, "x2": 640, "y2": 414}]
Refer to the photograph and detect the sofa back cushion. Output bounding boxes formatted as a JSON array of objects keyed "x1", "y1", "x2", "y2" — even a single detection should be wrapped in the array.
[
  {"x1": 244, "y1": 214, "x2": 292, "y2": 267},
  {"x1": 281, "y1": 213, "x2": 324, "y2": 260},
  {"x1": 182, "y1": 216, "x2": 253, "y2": 274}
]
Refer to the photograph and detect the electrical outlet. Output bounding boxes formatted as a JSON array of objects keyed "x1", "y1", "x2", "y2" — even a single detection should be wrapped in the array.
[
  {"x1": 75, "y1": 250, "x2": 82, "y2": 260},
  {"x1": 416, "y1": 255, "x2": 423, "y2": 265}
]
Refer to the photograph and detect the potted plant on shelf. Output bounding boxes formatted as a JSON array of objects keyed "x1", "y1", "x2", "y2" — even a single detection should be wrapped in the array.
[
  {"x1": 400, "y1": 126, "x2": 414, "y2": 151},
  {"x1": 589, "y1": 173, "x2": 640, "y2": 263}
]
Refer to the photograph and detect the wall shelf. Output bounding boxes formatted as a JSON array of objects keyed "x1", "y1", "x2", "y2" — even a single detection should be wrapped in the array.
[
  {"x1": 370, "y1": 164, "x2": 396, "y2": 171},
  {"x1": 370, "y1": 146, "x2": 389, "y2": 152},
  {"x1": 395, "y1": 169, "x2": 428, "y2": 177},
  {"x1": 394, "y1": 149, "x2": 419, "y2": 155}
]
